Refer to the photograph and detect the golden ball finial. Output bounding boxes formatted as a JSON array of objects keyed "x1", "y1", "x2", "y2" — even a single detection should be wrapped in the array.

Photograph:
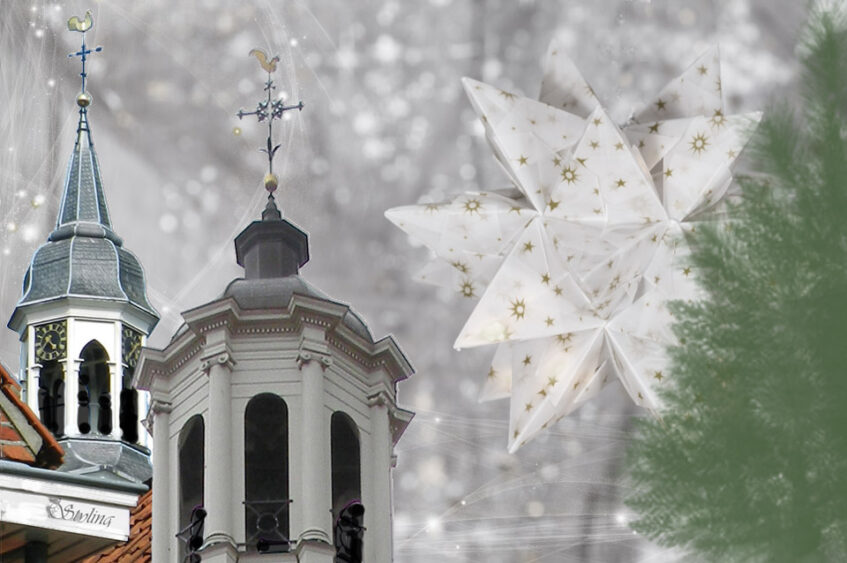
[
  {"x1": 264, "y1": 173, "x2": 279, "y2": 194},
  {"x1": 76, "y1": 92, "x2": 92, "y2": 108}
]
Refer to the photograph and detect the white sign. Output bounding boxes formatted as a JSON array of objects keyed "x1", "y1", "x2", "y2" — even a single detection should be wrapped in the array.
[{"x1": 0, "y1": 488, "x2": 130, "y2": 541}]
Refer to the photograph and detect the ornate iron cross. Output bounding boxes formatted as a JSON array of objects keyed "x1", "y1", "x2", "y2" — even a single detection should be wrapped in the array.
[{"x1": 237, "y1": 49, "x2": 304, "y2": 197}]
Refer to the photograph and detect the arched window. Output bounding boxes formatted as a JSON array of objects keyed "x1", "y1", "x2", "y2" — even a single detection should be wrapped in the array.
[
  {"x1": 38, "y1": 360, "x2": 65, "y2": 436},
  {"x1": 178, "y1": 414, "x2": 205, "y2": 555},
  {"x1": 78, "y1": 341, "x2": 111, "y2": 435},
  {"x1": 331, "y1": 412, "x2": 361, "y2": 518},
  {"x1": 119, "y1": 372, "x2": 138, "y2": 443},
  {"x1": 244, "y1": 394, "x2": 289, "y2": 549}
]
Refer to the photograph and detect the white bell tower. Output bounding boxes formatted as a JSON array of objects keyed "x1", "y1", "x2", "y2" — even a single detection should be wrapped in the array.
[
  {"x1": 7, "y1": 57, "x2": 159, "y2": 484},
  {"x1": 136, "y1": 201, "x2": 414, "y2": 562}
]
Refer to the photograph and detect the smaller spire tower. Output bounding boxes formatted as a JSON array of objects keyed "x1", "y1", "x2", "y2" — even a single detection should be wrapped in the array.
[{"x1": 7, "y1": 11, "x2": 159, "y2": 486}]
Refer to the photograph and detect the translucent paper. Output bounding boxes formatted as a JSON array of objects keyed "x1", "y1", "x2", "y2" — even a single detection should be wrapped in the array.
[{"x1": 387, "y1": 40, "x2": 760, "y2": 451}]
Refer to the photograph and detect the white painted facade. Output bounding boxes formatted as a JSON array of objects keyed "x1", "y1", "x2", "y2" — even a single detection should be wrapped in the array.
[
  {"x1": 10, "y1": 297, "x2": 155, "y2": 448},
  {"x1": 136, "y1": 292, "x2": 414, "y2": 563}
]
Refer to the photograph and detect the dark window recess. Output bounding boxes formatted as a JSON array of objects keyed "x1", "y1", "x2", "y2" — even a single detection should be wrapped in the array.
[
  {"x1": 331, "y1": 412, "x2": 362, "y2": 518},
  {"x1": 77, "y1": 341, "x2": 111, "y2": 435},
  {"x1": 119, "y1": 371, "x2": 138, "y2": 443},
  {"x1": 179, "y1": 415, "x2": 205, "y2": 559},
  {"x1": 334, "y1": 502, "x2": 365, "y2": 563},
  {"x1": 244, "y1": 393, "x2": 289, "y2": 550},
  {"x1": 38, "y1": 360, "x2": 65, "y2": 436}
]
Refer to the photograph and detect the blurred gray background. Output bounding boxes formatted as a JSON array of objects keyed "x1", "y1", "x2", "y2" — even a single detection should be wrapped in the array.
[{"x1": 0, "y1": 1, "x2": 808, "y2": 561}]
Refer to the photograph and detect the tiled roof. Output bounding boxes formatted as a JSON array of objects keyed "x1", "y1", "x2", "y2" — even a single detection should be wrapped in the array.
[
  {"x1": 0, "y1": 362, "x2": 63, "y2": 469},
  {"x1": 82, "y1": 488, "x2": 152, "y2": 562},
  {"x1": 7, "y1": 107, "x2": 159, "y2": 334}
]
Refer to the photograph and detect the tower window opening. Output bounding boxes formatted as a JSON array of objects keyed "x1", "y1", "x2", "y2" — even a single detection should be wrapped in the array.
[
  {"x1": 331, "y1": 412, "x2": 362, "y2": 518},
  {"x1": 244, "y1": 393, "x2": 289, "y2": 549},
  {"x1": 178, "y1": 414, "x2": 205, "y2": 559},
  {"x1": 38, "y1": 360, "x2": 65, "y2": 436},
  {"x1": 77, "y1": 341, "x2": 111, "y2": 435},
  {"x1": 119, "y1": 372, "x2": 139, "y2": 443}
]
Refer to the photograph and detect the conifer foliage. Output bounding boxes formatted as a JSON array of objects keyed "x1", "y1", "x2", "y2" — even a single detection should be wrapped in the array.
[{"x1": 626, "y1": 9, "x2": 847, "y2": 562}]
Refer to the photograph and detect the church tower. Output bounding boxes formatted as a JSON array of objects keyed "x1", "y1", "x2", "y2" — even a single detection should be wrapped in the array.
[
  {"x1": 134, "y1": 52, "x2": 414, "y2": 562},
  {"x1": 6, "y1": 27, "x2": 159, "y2": 485}
]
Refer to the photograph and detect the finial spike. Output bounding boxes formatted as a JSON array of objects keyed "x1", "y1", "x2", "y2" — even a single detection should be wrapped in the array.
[{"x1": 237, "y1": 48, "x2": 303, "y2": 218}]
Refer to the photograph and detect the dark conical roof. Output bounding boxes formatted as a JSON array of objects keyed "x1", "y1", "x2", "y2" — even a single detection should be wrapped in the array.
[
  {"x1": 224, "y1": 195, "x2": 372, "y2": 341},
  {"x1": 7, "y1": 107, "x2": 158, "y2": 333}
]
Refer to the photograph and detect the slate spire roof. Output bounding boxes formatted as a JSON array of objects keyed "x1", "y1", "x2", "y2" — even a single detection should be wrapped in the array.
[
  {"x1": 7, "y1": 102, "x2": 159, "y2": 332},
  {"x1": 51, "y1": 105, "x2": 118, "y2": 242}
]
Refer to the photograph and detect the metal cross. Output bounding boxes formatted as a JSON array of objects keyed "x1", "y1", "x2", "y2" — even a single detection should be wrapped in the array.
[
  {"x1": 237, "y1": 49, "x2": 303, "y2": 195},
  {"x1": 67, "y1": 11, "x2": 102, "y2": 95}
]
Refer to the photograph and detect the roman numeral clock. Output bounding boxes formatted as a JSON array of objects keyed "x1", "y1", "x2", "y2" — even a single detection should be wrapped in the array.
[
  {"x1": 34, "y1": 320, "x2": 68, "y2": 363},
  {"x1": 122, "y1": 325, "x2": 143, "y2": 371}
]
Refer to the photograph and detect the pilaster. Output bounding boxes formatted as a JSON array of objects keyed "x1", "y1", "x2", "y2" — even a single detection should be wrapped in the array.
[
  {"x1": 201, "y1": 349, "x2": 237, "y2": 551},
  {"x1": 296, "y1": 330, "x2": 333, "y2": 546},
  {"x1": 150, "y1": 399, "x2": 172, "y2": 563},
  {"x1": 368, "y1": 391, "x2": 394, "y2": 563}
]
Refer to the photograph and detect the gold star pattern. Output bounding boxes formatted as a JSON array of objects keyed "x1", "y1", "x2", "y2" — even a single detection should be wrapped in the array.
[
  {"x1": 460, "y1": 280, "x2": 475, "y2": 298},
  {"x1": 710, "y1": 108, "x2": 726, "y2": 128},
  {"x1": 689, "y1": 132, "x2": 709, "y2": 155},
  {"x1": 388, "y1": 44, "x2": 763, "y2": 452},
  {"x1": 522, "y1": 354, "x2": 532, "y2": 366},
  {"x1": 653, "y1": 370, "x2": 664, "y2": 381},
  {"x1": 510, "y1": 298, "x2": 527, "y2": 320},
  {"x1": 463, "y1": 198, "x2": 482, "y2": 214},
  {"x1": 450, "y1": 260, "x2": 469, "y2": 274},
  {"x1": 560, "y1": 165, "x2": 578, "y2": 184}
]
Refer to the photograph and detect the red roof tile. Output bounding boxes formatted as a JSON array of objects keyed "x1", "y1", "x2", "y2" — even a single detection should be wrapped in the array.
[
  {"x1": 0, "y1": 362, "x2": 63, "y2": 469},
  {"x1": 82, "y1": 488, "x2": 152, "y2": 562}
]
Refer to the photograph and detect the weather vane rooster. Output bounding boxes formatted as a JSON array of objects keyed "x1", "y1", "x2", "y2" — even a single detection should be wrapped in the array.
[{"x1": 237, "y1": 48, "x2": 304, "y2": 209}]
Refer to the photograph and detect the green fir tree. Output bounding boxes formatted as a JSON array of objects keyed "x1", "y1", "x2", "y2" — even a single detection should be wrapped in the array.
[{"x1": 626, "y1": 8, "x2": 847, "y2": 563}]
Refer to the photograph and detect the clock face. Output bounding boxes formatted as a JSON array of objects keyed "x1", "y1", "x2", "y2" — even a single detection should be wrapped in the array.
[
  {"x1": 122, "y1": 325, "x2": 143, "y2": 370},
  {"x1": 35, "y1": 321, "x2": 68, "y2": 362}
]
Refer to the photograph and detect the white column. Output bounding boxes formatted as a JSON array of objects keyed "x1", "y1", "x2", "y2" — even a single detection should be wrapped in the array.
[
  {"x1": 150, "y1": 400, "x2": 172, "y2": 562},
  {"x1": 27, "y1": 364, "x2": 41, "y2": 415},
  {"x1": 369, "y1": 394, "x2": 393, "y2": 562},
  {"x1": 296, "y1": 348, "x2": 333, "y2": 546},
  {"x1": 202, "y1": 352, "x2": 237, "y2": 556},
  {"x1": 110, "y1": 361, "x2": 121, "y2": 439},
  {"x1": 64, "y1": 358, "x2": 79, "y2": 436}
]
